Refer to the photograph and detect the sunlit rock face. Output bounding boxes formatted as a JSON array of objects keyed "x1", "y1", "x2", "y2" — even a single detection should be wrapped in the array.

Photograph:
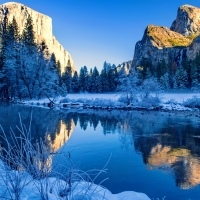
[
  {"x1": 132, "y1": 4, "x2": 200, "y2": 69},
  {"x1": 171, "y1": 5, "x2": 200, "y2": 36},
  {"x1": 117, "y1": 60, "x2": 132, "y2": 75},
  {"x1": 48, "y1": 120, "x2": 74, "y2": 151},
  {"x1": 132, "y1": 25, "x2": 187, "y2": 68},
  {"x1": 0, "y1": 2, "x2": 75, "y2": 74}
]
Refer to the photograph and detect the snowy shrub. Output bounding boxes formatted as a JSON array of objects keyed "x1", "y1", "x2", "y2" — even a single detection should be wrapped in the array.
[
  {"x1": 165, "y1": 99, "x2": 178, "y2": 105},
  {"x1": 60, "y1": 97, "x2": 71, "y2": 103},
  {"x1": 183, "y1": 96, "x2": 200, "y2": 109},
  {"x1": 118, "y1": 95, "x2": 130, "y2": 105},
  {"x1": 138, "y1": 96, "x2": 161, "y2": 108}
]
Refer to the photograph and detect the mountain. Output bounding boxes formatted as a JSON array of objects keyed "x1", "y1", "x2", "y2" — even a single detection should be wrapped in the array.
[
  {"x1": 132, "y1": 4, "x2": 200, "y2": 69},
  {"x1": 0, "y1": 2, "x2": 75, "y2": 74}
]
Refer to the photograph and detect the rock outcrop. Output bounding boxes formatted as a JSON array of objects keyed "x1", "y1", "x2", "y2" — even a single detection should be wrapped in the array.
[
  {"x1": 0, "y1": 2, "x2": 75, "y2": 74},
  {"x1": 132, "y1": 4, "x2": 200, "y2": 69},
  {"x1": 171, "y1": 5, "x2": 200, "y2": 36}
]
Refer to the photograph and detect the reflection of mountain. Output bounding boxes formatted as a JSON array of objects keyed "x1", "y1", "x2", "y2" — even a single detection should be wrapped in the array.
[
  {"x1": 0, "y1": 104, "x2": 75, "y2": 151},
  {"x1": 2, "y1": 105, "x2": 200, "y2": 191},
  {"x1": 47, "y1": 120, "x2": 74, "y2": 151},
  {"x1": 134, "y1": 118, "x2": 200, "y2": 190}
]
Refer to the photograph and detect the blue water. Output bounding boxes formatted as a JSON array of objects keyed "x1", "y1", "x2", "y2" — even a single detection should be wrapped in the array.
[{"x1": 1, "y1": 104, "x2": 200, "y2": 200}]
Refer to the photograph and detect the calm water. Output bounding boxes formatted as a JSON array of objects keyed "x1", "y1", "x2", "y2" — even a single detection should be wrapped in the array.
[{"x1": 1, "y1": 104, "x2": 200, "y2": 200}]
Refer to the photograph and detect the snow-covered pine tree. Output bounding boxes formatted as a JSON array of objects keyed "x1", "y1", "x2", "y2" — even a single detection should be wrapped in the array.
[
  {"x1": 0, "y1": 13, "x2": 9, "y2": 99},
  {"x1": 3, "y1": 17, "x2": 21, "y2": 99},
  {"x1": 79, "y1": 66, "x2": 88, "y2": 92},
  {"x1": 175, "y1": 66, "x2": 188, "y2": 89},
  {"x1": 62, "y1": 64, "x2": 72, "y2": 93},
  {"x1": 71, "y1": 71, "x2": 79, "y2": 93},
  {"x1": 100, "y1": 61, "x2": 110, "y2": 92},
  {"x1": 108, "y1": 64, "x2": 118, "y2": 92},
  {"x1": 45, "y1": 53, "x2": 65, "y2": 98},
  {"x1": 19, "y1": 14, "x2": 38, "y2": 99},
  {"x1": 92, "y1": 66, "x2": 100, "y2": 93},
  {"x1": 190, "y1": 62, "x2": 199, "y2": 90},
  {"x1": 87, "y1": 68, "x2": 93, "y2": 92},
  {"x1": 160, "y1": 72, "x2": 170, "y2": 90}
]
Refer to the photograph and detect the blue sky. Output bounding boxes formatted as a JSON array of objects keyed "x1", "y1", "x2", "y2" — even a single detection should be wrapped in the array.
[{"x1": 1, "y1": 0, "x2": 200, "y2": 71}]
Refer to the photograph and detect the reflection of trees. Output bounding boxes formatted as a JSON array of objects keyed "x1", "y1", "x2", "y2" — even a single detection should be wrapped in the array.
[{"x1": 2, "y1": 105, "x2": 200, "y2": 190}]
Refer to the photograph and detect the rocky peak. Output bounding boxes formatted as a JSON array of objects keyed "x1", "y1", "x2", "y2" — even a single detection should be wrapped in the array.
[
  {"x1": 143, "y1": 25, "x2": 192, "y2": 48},
  {"x1": 0, "y1": 2, "x2": 75, "y2": 74},
  {"x1": 170, "y1": 4, "x2": 200, "y2": 36},
  {"x1": 132, "y1": 4, "x2": 200, "y2": 69}
]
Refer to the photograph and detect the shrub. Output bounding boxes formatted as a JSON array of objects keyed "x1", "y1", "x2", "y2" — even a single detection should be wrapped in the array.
[{"x1": 183, "y1": 96, "x2": 200, "y2": 109}]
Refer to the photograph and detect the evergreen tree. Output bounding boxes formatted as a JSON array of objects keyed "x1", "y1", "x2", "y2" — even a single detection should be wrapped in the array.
[
  {"x1": 160, "y1": 73, "x2": 170, "y2": 90},
  {"x1": 71, "y1": 71, "x2": 79, "y2": 93},
  {"x1": 156, "y1": 60, "x2": 167, "y2": 80},
  {"x1": 0, "y1": 13, "x2": 8, "y2": 99},
  {"x1": 190, "y1": 62, "x2": 199, "y2": 90},
  {"x1": 21, "y1": 14, "x2": 36, "y2": 47},
  {"x1": 92, "y1": 66, "x2": 100, "y2": 93},
  {"x1": 79, "y1": 66, "x2": 88, "y2": 92},
  {"x1": 62, "y1": 65, "x2": 72, "y2": 93},
  {"x1": 175, "y1": 66, "x2": 188, "y2": 89}
]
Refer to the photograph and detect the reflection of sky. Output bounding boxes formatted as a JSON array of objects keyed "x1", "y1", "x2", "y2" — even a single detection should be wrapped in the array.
[{"x1": 1, "y1": 0, "x2": 200, "y2": 70}]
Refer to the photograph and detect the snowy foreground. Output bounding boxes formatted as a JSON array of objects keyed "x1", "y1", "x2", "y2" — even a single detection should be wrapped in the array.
[
  {"x1": 22, "y1": 92, "x2": 200, "y2": 112},
  {"x1": 0, "y1": 166, "x2": 150, "y2": 200}
]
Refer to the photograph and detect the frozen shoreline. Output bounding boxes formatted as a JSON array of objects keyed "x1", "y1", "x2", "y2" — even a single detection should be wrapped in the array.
[{"x1": 13, "y1": 92, "x2": 200, "y2": 112}]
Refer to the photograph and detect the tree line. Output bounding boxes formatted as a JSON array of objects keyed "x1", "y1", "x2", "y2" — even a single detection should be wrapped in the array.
[
  {"x1": 62, "y1": 61, "x2": 119, "y2": 93},
  {"x1": 0, "y1": 13, "x2": 121, "y2": 100},
  {"x1": 136, "y1": 52, "x2": 200, "y2": 90}
]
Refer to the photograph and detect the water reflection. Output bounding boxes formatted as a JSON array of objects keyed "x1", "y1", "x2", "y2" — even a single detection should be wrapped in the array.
[
  {"x1": 2, "y1": 104, "x2": 200, "y2": 194},
  {"x1": 133, "y1": 113, "x2": 200, "y2": 190}
]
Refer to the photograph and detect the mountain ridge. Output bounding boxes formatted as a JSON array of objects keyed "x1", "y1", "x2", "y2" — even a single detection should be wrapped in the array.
[{"x1": 132, "y1": 4, "x2": 200, "y2": 69}]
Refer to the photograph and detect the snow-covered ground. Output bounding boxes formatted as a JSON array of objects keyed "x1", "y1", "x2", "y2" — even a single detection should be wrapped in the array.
[
  {"x1": 160, "y1": 92, "x2": 200, "y2": 103},
  {"x1": 0, "y1": 165, "x2": 150, "y2": 200},
  {"x1": 67, "y1": 93, "x2": 121, "y2": 101},
  {"x1": 21, "y1": 92, "x2": 200, "y2": 112}
]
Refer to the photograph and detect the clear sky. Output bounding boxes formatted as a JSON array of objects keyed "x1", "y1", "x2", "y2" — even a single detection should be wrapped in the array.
[{"x1": 1, "y1": 0, "x2": 200, "y2": 71}]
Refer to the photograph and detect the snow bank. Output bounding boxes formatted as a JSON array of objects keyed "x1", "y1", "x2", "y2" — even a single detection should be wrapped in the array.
[
  {"x1": 19, "y1": 92, "x2": 200, "y2": 112},
  {"x1": 0, "y1": 173, "x2": 150, "y2": 200}
]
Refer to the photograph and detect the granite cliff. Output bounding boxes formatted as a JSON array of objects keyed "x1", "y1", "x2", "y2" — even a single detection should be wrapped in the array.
[
  {"x1": 132, "y1": 4, "x2": 200, "y2": 69},
  {"x1": 0, "y1": 2, "x2": 75, "y2": 74}
]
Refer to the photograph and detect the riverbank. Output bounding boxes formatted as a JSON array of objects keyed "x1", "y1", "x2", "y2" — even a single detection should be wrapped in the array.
[{"x1": 12, "y1": 92, "x2": 200, "y2": 112}]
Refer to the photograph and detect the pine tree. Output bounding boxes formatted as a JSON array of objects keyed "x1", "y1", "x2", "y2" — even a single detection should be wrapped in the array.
[
  {"x1": 71, "y1": 71, "x2": 79, "y2": 93},
  {"x1": 92, "y1": 66, "x2": 100, "y2": 93},
  {"x1": 79, "y1": 66, "x2": 88, "y2": 92},
  {"x1": 21, "y1": 15, "x2": 36, "y2": 47},
  {"x1": 156, "y1": 60, "x2": 167, "y2": 80},
  {"x1": 160, "y1": 73, "x2": 170, "y2": 90},
  {"x1": 0, "y1": 13, "x2": 8, "y2": 99},
  {"x1": 190, "y1": 62, "x2": 199, "y2": 90},
  {"x1": 175, "y1": 66, "x2": 188, "y2": 89},
  {"x1": 62, "y1": 65, "x2": 72, "y2": 93}
]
